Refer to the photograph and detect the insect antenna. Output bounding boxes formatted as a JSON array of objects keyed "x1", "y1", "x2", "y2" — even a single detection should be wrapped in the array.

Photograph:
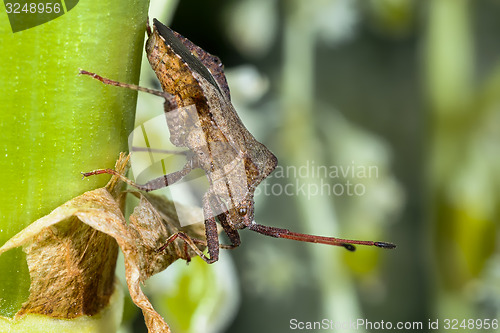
[{"x1": 247, "y1": 223, "x2": 396, "y2": 251}]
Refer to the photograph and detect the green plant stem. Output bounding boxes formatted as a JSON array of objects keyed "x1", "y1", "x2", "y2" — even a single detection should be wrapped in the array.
[{"x1": 0, "y1": 0, "x2": 149, "y2": 320}]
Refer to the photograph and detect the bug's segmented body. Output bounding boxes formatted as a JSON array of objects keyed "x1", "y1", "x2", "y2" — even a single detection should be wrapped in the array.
[
  {"x1": 80, "y1": 18, "x2": 395, "y2": 264},
  {"x1": 146, "y1": 19, "x2": 277, "y2": 232}
]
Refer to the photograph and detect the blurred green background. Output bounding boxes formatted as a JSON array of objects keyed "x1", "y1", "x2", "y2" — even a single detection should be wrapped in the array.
[{"x1": 123, "y1": 0, "x2": 500, "y2": 332}]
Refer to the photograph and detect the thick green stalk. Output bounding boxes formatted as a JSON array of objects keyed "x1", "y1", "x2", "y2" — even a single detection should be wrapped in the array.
[{"x1": 0, "y1": 0, "x2": 148, "y2": 320}]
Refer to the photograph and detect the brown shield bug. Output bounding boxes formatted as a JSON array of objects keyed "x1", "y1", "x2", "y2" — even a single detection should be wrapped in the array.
[{"x1": 81, "y1": 19, "x2": 395, "y2": 264}]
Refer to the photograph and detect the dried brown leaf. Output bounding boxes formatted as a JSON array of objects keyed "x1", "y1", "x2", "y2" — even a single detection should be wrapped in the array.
[
  {"x1": 129, "y1": 192, "x2": 207, "y2": 279},
  {"x1": 122, "y1": 193, "x2": 208, "y2": 332},
  {"x1": 0, "y1": 188, "x2": 125, "y2": 318},
  {"x1": 0, "y1": 153, "x2": 210, "y2": 333}
]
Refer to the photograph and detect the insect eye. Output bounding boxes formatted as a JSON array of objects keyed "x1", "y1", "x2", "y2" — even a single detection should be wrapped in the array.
[{"x1": 238, "y1": 207, "x2": 247, "y2": 216}]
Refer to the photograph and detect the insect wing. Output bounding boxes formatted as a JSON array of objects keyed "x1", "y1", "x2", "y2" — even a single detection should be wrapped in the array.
[{"x1": 152, "y1": 19, "x2": 224, "y2": 96}]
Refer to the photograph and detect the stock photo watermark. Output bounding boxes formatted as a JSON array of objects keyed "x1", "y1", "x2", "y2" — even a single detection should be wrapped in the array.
[
  {"x1": 255, "y1": 160, "x2": 379, "y2": 199},
  {"x1": 4, "y1": 0, "x2": 79, "y2": 33},
  {"x1": 289, "y1": 318, "x2": 499, "y2": 331},
  {"x1": 128, "y1": 111, "x2": 380, "y2": 226}
]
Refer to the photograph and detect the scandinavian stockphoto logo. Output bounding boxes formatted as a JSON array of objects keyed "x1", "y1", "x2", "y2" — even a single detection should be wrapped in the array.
[
  {"x1": 4, "y1": 0, "x2": 78, "y2": 33},
  {"x1": 255, "y1": 160, "x2": 379, "y2": 199},
  {"x1": 128, "y1": 107, "x2": 379, "y2": 226}
]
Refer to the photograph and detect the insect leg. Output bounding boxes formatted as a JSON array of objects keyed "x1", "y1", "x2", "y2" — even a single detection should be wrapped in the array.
[
  {"x1": 155, "y1": 219, "x2": 237, "y2": 262},
  {"x1": 200, "y1": 191, "x2": 222, "y2": 264},
  {"x1": 82, "y1": 159, "x2": 193, "y2": 192},
  {"x1": 130, "y1": 147, "x2": 190, "y2": 156},
  {"x1": 79, "y1": 70, "x2": 178, "y2": 107},
  {"x1": 203, "y1": 190, "x2": 241, "y2": 250},
  {"x1": 156, "y1": 232, "x2": 212, "y2": 263},
  {"x1": 216, "y1": 212, "x2": 241, "y2": 249}
]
